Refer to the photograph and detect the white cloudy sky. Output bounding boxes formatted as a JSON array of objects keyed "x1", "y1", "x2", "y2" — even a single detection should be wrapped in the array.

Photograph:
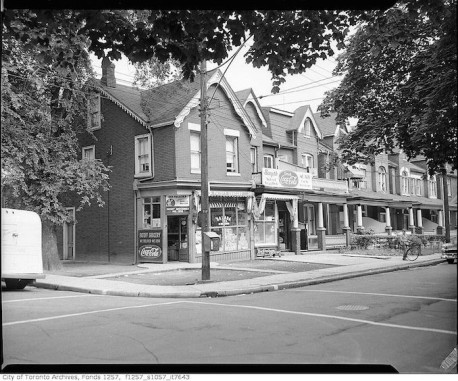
[{"x1": 91, "y1": 43, "x2": 344, "y2": 114}]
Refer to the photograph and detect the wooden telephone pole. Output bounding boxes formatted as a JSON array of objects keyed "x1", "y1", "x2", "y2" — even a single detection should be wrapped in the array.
[{"x1": 200, "y1": 59, "x2": 211, "y2": 280}]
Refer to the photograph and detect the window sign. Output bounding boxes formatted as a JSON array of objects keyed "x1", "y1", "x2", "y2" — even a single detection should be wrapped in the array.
[
  {"x1": 166, "y1": 195, "x2": 190, "y2": 214},
  {"x1": 262, "y1": 168, "x2": 312, "y2": 190},
  {"x1": 138, "y1": 229, "x2": 163, "y2": 262},
  {"x1": 143, "y1": 197, "x2": 161, "y2": 228}
]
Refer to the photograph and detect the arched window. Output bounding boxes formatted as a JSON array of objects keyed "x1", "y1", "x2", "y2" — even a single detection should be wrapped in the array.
[
  {"x1": 401, "y1": 170, "x2": 409, "y2": 195},
  {"x1": 304, "y1": 118, "x2": 312, "y2": 137},
  {"x1": 378, "y1": 166, "x2": 387, "y2": 192}
]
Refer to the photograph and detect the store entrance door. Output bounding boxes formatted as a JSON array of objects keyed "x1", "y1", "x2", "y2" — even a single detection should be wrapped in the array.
[
  {"x1": 278, "y1": 211, "x2": 290, "y2": 251},
  {"x1": 167, "y1": 216, "x2": 189, "y2": 262}
]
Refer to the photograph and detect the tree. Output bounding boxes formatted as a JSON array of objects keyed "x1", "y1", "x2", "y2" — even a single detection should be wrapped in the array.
[
  {"x1": 2, "y1": 10, "x2": 110, "y2": 270},
  {"x1": 318, "y1": 0, "x2": 457, "y2": 175},
  {"x1": 3, "y1": 9, "x2": 364, "y2": 93}
]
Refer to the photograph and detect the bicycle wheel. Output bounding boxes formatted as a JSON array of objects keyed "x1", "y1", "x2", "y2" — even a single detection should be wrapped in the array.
[{"x1": 406, "y1": 246, "x2": 420, "y2": 261}]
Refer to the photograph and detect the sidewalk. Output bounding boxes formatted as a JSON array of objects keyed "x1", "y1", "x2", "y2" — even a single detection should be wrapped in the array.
[{"x1": 33, "y1": 251, "x2": 447, "y2": 298}]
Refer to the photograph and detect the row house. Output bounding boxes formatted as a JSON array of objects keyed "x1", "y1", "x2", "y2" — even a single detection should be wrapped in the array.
[{"x1": 57, "y1": 58, "x2": 457, "y2": 264}]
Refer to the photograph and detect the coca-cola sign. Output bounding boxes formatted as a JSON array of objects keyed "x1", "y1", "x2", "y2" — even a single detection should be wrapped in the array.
[
  {"x1": 138, "y1": 229, "x2": 163, "y2": 262},
  {"x1": 279, "y1": 170, "x2": 299, "y2": 187},
  {"x1": 262, "y1": 168, "x2": 312, "y2": 190},
  {"x1": 139, "y1": 245, "x2": 161, "y2": 258}
]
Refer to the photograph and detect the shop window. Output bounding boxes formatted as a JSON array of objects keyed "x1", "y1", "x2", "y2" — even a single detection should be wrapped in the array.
[
  {"x1": 87, "y1": 93, "x2": 101, "y2": 130},
  {"x1": 264, "y1": 154, "x2": 274, "y2": 169},
  {"x1": 378, "y1": 166, "x2": 387, "y2": 192},
  {"x1": 82, "y1": 145, "x2": 95, "y2": 161},
  {"x1": 142, "y1": 196, "x2": 161, "y2": 228},
  {"x1": 250, "y1": 147, "x2": 258, "y2": 173},
  {"x1": 254, "y1": 200, "x2": 276, "y2": 246},
  {"x1": 135, "y1": 134, "x2": 153, "y2": 177},
  {"x1": 190, "y1": 131, "x2": 201, "y2": 172},
  {"x1": 209, "y1": 197, "x2": 249, "y2": 252}
]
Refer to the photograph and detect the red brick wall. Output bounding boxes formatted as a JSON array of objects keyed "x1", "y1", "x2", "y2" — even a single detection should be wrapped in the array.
[{"x1": 75, "y1": 98, "x2": 151, "y2": 263}]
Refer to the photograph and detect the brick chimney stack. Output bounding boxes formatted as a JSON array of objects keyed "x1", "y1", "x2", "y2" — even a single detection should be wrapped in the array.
[{"x1": 101, "y1": 56, "x2": 116, "y2": 87}]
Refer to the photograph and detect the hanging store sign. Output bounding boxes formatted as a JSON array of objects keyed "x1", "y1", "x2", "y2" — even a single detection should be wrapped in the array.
[
  {"x1": 262, "y1": 168, "x2": 312, "y2": 190},
  {"x1": 166, "y1": 195, "x2": 190, "y2": 214},
  {"x1": 138, "y1": 229, "x2": 163, "y2": 262}
]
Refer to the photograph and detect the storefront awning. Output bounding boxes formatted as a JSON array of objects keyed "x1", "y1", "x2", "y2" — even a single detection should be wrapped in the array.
[
  {"x1": 195, "y1": 190, "x2": 254, "y2": 198},
  {"x1": 261, "y1": 193, "x2": 299, "y2": 201}
]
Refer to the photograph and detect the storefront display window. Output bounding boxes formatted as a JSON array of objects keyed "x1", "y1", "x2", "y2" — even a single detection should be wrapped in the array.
[
  {"x1": 208, "y1": 197, "x2": 248, "y2": 252},
  {"x1": 254, "y1": 200, "x2": 276, "y2": 246},
  {"x1": 143, "y1": 196, "x2": 161, "y2": 228}
]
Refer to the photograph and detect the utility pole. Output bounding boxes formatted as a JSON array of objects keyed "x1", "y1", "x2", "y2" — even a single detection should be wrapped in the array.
[
  {"x1": 442, "y1": 172, "x2": 451, "y2": 243},
  {"x1": 200, "y1": 59, "x2": 211, "y2": 280}
]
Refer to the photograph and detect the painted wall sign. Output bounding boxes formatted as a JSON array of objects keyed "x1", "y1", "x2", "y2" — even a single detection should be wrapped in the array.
[
  {"x1": 166, "y1": 195, "x2": 190, "y2": 214},
  {"x1": 138, "y1": 229, "x2": 163, "y2": 262},
  {"x1": 262, "y1": 168, "x2": 312, "y2": 190}
]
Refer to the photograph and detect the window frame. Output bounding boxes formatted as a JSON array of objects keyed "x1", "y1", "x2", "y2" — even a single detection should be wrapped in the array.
[
  {"x1": 378, "y1": 166, "x2": 387, "y2": 193},
  {"x1": 250, "y1": 146, "x2": 258, "y2": 173},
  {"x1": 301, "y1": 153, "x2": 314, "y2": 170},
  {"x1": 401, "y1": 170, "x2": 410, "y2": 195},
  {"x1": 82, "y1": 145, "x2": 95, "y2": 161},
  {"x1": 190, "y1": 130, "x2": 201, "y2": 173},
  {"x1": 304, "y1": 118, "x2": 312, "y2": 138},
  {"x1": 134, "y1": 133, "x2": 153, "y2": 178},
  {"x1": 263, "y1": 154, "x2": 275, "y2": 169},
  {"x1": 224, "y1": 129, "x2": 240, "y2": 175},
  {"x1": 87, "y1": 93, "x2": 101, "y2": 131}
]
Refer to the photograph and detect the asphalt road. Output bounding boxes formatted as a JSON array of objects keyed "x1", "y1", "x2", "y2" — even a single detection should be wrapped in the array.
[{"x1": 2, "y1": 262, "x2": 456, "y2": 374}]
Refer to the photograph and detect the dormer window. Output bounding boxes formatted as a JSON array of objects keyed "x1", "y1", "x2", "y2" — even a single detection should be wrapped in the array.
[{"x1": 304, "y1": 118, "x2": 312, "y2": 138}]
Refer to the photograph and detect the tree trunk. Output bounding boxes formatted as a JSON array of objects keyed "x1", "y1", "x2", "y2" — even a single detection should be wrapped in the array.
[{"x1": 42, "y1": 219, "x2": 63, "y2": 271}]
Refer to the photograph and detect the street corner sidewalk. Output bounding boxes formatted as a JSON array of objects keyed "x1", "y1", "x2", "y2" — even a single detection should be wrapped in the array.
[{"x1": 33, "y1": 252, "x2": 447, "y2": 299}]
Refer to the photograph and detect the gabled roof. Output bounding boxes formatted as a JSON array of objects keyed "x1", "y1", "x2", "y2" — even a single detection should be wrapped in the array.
[
  {"x1": 313, "y1": 111, "x2": 339, "y2": 137},
  {"x1": 235, "y1": 88, "x2": 268, "y2": 129},
  {"x1": 96, "y1": 80, "x2": 149, "y2": 127},
  {"x1": 288, "y1": 105, "x2": 323, "y2": 139},
  {"x1": 95, "y1": 68, "x2": 257, "y2": 138}
]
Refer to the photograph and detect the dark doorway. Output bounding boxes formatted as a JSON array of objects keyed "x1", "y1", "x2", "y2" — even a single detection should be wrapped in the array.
[{"x1": 167, "y1": 216, "x2": 189, "y2": 262}]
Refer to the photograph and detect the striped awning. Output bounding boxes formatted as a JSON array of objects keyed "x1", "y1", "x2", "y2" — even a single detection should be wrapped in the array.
[{"x1": 261, "y1": 193, "x2": 299, "y2": 201}]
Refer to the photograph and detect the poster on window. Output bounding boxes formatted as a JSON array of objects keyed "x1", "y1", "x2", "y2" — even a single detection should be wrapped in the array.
[
  {"x1": 262, "y1": 168, "x2": 312, "y2": 190},
  {"x1": 166, "y1": 195, "x2": 190, "y2": 214},
  {"x1": 138, "y1": 229, "x2": 163, "y2": 262}
]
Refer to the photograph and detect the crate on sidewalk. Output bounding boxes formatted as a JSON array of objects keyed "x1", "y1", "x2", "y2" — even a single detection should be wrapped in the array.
[{"x1": 256, "y1": 248, "x2": 281, "y2": 258}]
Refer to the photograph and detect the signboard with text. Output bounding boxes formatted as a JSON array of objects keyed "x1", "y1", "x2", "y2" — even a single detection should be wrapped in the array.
[
  {"x1": 166, "y1": 195, "x2": 190, "y2": 214},
  {"x1": 262, "y1": 168, "x2": 312, "y2": 190},
  {"x1": 137, "y1": 229, "x2": 163, "y2": 262}
]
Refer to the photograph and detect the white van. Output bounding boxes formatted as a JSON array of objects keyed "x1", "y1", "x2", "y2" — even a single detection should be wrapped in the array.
[{"x1": 1, "y1": 208, "x2": 45, "y2": 289}]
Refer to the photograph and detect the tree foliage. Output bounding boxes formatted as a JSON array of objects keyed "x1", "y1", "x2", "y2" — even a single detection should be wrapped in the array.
[
  {"x1": 3, "y1": 9, "x2": 363, "y2": 93},
  {"x1": 319, "y1": 0, "x2": 457, "y2": 174},
  {"x1": 1, "y1": 9, "x2": 111, "y2": 225}
]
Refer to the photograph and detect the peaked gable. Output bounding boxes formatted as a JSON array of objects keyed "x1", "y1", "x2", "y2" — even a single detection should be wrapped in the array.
[
  {"x1": 235, "y1": 88, "x2": 268, "y2": 129},
  {"x1": 289, "y1": 105, "x2": 322, "y2": 139}
]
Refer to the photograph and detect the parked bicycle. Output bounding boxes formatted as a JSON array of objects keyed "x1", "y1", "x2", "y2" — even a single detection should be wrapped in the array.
[{"x1": 401, "y1": 241, "x2": 421, "y2": 261}]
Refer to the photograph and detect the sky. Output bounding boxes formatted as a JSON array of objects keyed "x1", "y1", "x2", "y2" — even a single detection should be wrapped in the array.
[{"x1": 91, "y1": 44, "x2": 344, "y2": 114}]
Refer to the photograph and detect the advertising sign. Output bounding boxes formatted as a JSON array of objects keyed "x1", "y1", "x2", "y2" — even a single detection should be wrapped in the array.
[
  {"x1": 137, "y1": 229, "x2": 163, "y2": 262},
  {"x1": 262, "y1": 168, "x2": 312, "y2": 190},
  {"x1": 166, "y1": 195, "x2": 190, "y2": 214}
]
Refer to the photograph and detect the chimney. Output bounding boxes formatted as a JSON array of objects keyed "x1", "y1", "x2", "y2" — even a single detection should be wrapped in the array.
[{"x1": 101, "y1": 56, "x2": 116, "y2": 88}]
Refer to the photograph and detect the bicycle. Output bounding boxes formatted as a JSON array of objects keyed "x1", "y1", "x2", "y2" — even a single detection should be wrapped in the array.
[{"x1": 402, "y1": 242, "x2": 421, "y2": 261}]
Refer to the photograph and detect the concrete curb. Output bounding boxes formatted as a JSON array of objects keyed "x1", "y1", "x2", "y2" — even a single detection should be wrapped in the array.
[{"x1": 33, "y1": 258, "x2": 446, "y2": 299}]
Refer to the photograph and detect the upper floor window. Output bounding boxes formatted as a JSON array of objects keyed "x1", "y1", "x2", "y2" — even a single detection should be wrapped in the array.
[
  {"x1": 301, "y1": 153, "x2": 314, "y2": 170},
  {"x1": 447, "y1": 177, "x2": 452, "y2": 197},
  {"x1": 264, "y1": 154, "x2": 274, "y2": 169},
  {"x1": 401, "y1": 170, "x2": 410, "y2": 195},
  {"x1": 250, "y1": 147, "x2": 258, "y2": 173},
  {"x1": 190, "y1": 131, "x2": 201, "y2": 173},
  {"x1": 413, "y1": 178, "x2": 423, "y2": 196},
  {"x1": 87, "y1": 94, "x2": 101, "y2": 130},
  {"x1": 135, "y1": 134, "x2": 153, "y2": 177},
  {"x1": 304, "y1": 118, "x2": 312, "y2": 138},
  {"x1": 225, "y1": 135, "x2": 239, "y2": 174},
  {"x1": 82, "y1": 145, "x2": 95, "y2": 161},
  {"x1": 428, "y1": 175, "x2": 437, "y2": 198},
  {"x1": 378, "y1": 166, "x2": 387, "y2": 192}
]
